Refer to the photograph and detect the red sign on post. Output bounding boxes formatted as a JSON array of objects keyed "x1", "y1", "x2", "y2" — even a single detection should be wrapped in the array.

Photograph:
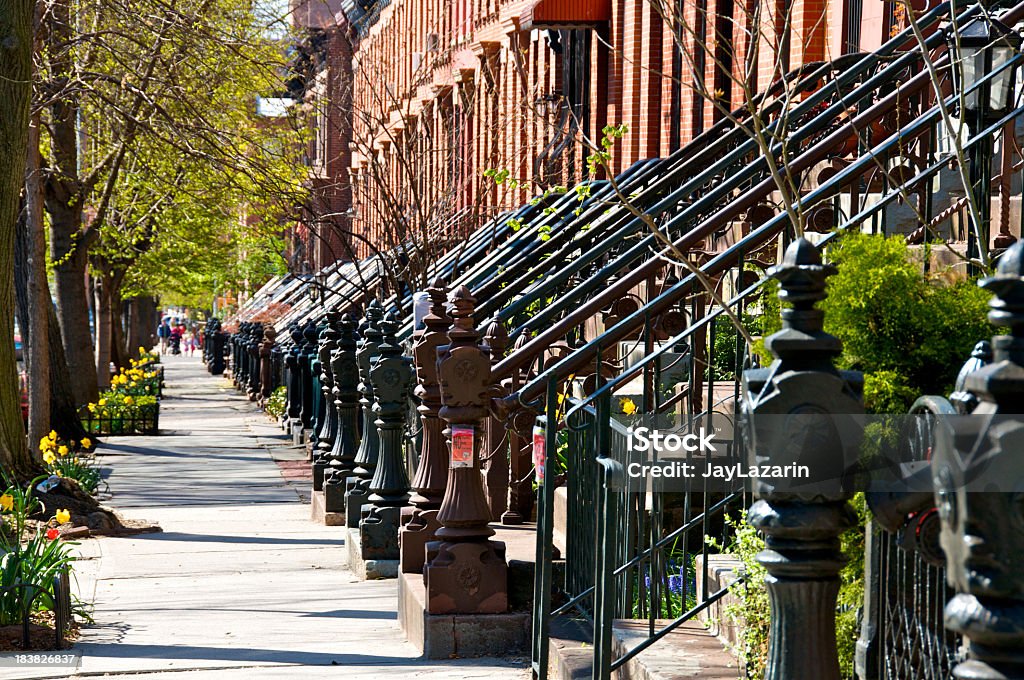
[
  {"x1": 451, "y1": 425, "x2": 474, "y2": 468},
  {"x1": 533, "y1": 425, "x2": 546, "y2": 485}
]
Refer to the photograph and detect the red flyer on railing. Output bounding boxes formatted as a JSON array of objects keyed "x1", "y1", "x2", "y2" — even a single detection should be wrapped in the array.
[
  {"x1": 451, "y1": 425, "x2": 474, "y2": 468},
  {"x1": 533, "y1": 425, "x2": 545, "y2": 485}
]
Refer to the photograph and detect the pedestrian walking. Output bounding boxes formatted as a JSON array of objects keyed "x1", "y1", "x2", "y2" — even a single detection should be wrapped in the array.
[{"x1": 157, "y1": 318, "x2": 171, "y2": 354}]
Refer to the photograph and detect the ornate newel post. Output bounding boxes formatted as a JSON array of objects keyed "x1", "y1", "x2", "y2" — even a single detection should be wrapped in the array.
[
  {"x1": 323, "y1": 313, "x2": 361, "y2": 512},
  {"x1": 311, "y1": 313, "x2": 341, "y2": 490},
  {"x1": 308, "y1": 319, "x2": 328, "y2": 449},
  {"x1": 483, "y1": 320, "x2": 509, "y2": 521},
  {"x1": 742, "y1": 239, "x2": 862, "y2": 680},
  {"x1": 259, "y1": 326, "x2": 277, "y2": 406},
  {"x1": 247, "y1": 322, "x2": 263, "y2": 400},
  {"x1": 285, "y1": 323, "x2": 304, "y2": 436},
  {"x1": 359, "y1": 310, "x2": 415, "y2": 561},
  {"x1": 400, "y1": 279, "x2": 451, "y2": 573},
  {"x1": 424, "y1": 286, "x2": 507, "y2": 614},
  {"x1": 502, "y1": 333, "x2": 534, "y2": 525},
  {"x1": 203, "y1": 318, "x2": 213, "y2": 367},
  {"x1": 239, "y1": 323, "x2": 252, "y2": 387},
  {"x1": 211, "y1": 320, "x2": 226, "y2": 375},
  {"x1": 345, "y1": 301, "x2": 385, "y2": 528},
  {"x1": 299, "y1": 320, "x2": 319, "y2": 437},
  {"x1": 933, "y1": 240, "x2": 1024, "y2": 680},
  {"x1": 231, "y1": 323, "x2": 244, "y2": 386}
]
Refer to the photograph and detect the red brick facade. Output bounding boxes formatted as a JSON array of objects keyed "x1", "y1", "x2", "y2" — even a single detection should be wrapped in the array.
[{"x1": 292, "y1": 0, "x2": 880, "y2": 269}]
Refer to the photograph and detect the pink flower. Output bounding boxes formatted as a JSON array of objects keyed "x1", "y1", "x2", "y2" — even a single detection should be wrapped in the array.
[{"x1": 46, "y1": 528, "x2": 59, "y2": 541}]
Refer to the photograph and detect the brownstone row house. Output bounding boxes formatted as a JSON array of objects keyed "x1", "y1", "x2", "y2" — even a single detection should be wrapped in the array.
[{"x1": 285, "y1": 0, "x2": 908, "y2": 274}]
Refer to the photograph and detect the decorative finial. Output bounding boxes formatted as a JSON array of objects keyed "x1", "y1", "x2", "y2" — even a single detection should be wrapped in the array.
[
  {"x1": 770, "y1": 238, "x2": 836, "y2": 308},
  {"x1": 447, "y1": 286, "x2": 478, "y2": 342},
  {"x1": 981, "y1": 239, "x2": 1024, "y2": 337}
]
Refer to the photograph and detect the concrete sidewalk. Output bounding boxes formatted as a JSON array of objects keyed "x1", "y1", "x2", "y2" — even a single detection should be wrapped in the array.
[{"x1": 1, "y1": 355, "x2": 528, "y2": 680}]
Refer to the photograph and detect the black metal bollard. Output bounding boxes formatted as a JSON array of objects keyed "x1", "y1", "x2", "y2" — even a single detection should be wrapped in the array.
[
  {"x1": 312, "y1": 312, "x2": 341, "y2": 491},
  {"x1": 359, "y1": 309, "x2": 415, "y2": 561},
  {"x1": 933, "y1": 240, "x2": 1024, "y2": 680},
  {"x1": 345, "y1": 300, "x2": 384, "y2": 528},
  {"x1": 324, "y1": 313, "x2": 361, "y2": 512},
  {"x1": 742, "y1": 238, "x2": 862, "y2": 680}
]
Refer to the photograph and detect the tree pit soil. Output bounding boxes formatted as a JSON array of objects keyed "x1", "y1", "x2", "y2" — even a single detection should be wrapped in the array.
[
  {"x1": 29, "y1": 478, "x2": 160, "y2": 536},
  {"x1": 0, "y1": 612, "x2": 80, "y2": 652}
]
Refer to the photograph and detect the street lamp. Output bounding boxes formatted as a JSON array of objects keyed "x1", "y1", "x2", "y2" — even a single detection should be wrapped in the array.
[{"x1": 948, "y1": 16, "x2": 1023, "y2": 260}]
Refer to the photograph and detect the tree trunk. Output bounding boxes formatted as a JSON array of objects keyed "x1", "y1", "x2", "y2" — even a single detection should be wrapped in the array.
[
  {"x1": 14, "y1": 227, "x2": 80, "y2": 455},
  {"x1": 50, "y1": 199, "x2": 99, "y2": 405},
  {"x1": 95, "y1": 275, "x2": 112, "y2": 389},
  {"x1": 0, "y1": 0, "x2": 36, "y2": 475},
  {"x1": 47, "y1": 300, "x2": 88, "y2": 442},
  {"x1": 44, "y1": 0, "x2": 98, "y2": 407},
  {"x1": 20, "y1": 111, "x2": 49, "y2": 458},
  {"x1": 109, "y1": 283, "x2": 125, "y2": 371}
]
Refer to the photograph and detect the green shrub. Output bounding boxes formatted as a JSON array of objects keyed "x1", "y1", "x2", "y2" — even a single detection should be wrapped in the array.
[
  {"x1": 710, "y1": 498, "x2": 867, "y2": 678},
  {"x1": 266, "y1": 386, "x2": 287, "y2": 419},
  {"x1": 820, "y1": 232, "x2": 992, "y2": 412}
]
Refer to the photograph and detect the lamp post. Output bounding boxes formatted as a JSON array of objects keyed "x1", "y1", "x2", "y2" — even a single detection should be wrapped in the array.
[{"x1": 948, "y1": 16, "x2": 1022, "y2": 267}]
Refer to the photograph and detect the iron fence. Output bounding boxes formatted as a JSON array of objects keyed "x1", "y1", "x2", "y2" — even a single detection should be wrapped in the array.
[{"x1": 79, "y1": 402, "x2": 160, "y2": 436}]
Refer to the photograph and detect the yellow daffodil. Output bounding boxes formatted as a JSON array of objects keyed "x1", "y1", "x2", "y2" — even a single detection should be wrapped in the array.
[
  {"x1": 57, "y1": 445, "x2": 69, "y2": 456},
  {"x1": 81, "y1": 437, "x2": 92, "y2": 449},
  {"x1": 39, "y1": 437, "x2": 52, "y2": 450},
  {"x1": 0, "y1": 493, "x2": 13, "y2": 512},
  {"x1": 620, "y1": 397, "x2": 638, "y2": 416},
  {"x1": 55, "y1": 509, "x2": 70, "y2": 524},
  {"x1": 48, "y1": 430, "x2": 57, "y2": 441},
  {"x1": 43, "y1": 451, "x2": 56, "y2": 465},
  {"x1": 98, "y1": 398, "x2": 107, "y2": 406},
  {"x1": 124, "y1": 396, "x2": 134, "y2": 405}
]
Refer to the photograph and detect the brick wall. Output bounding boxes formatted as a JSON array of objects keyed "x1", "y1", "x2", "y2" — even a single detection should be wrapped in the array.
[{"x1": 299, "y1": 0, "x2": 855, "y2": 268}]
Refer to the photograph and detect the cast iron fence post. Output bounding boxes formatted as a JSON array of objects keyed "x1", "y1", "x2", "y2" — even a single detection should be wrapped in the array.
[
  {"x1": 345, "y1": 301, "x2": 384, "y2": 526},
  {"x1": 483, "y1": 320, "x2": 509, "y2": 521},
  {"x1": 360, "y1": 309, "x2": 415, "y2": 560},
  {"x1": 933, "y1": 240, "x2": 1024, "y2": 679},
  {"x1": 259, "y1": 326, "x2": 277, "y2": 406},
  {"x1": 247, "y1": 322, "x2": 262, "y2": 400},
  {"x1": 299, "y1": 320, "x2": 319, "y2": 434},
  {"x1": 400, "y1": 278, "x2": 451, "y2": 573},
  {"x1": 502, "y1": 332, "x2": 535, "y2": 525},
  {"x1": 742, "y1": 238, "x2": 862, "y2": 680},
  {"x1": 312, "y1": 312, "x2": 340, "y2": 490},
  {"x1": 424, "y1": 286, "x2": 507, "y2": 614},
  {"x1": 324, "y1": 313, "x2": 361, "y2": 512},
  {"x1": 285, "y1": 323, "x2": 303, "y2": 429}
]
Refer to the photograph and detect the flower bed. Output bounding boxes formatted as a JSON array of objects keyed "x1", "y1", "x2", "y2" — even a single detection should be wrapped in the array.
[
  {"x1": 38, "y1": 433, "x2": 102, "y2": 495},
  {"x1": 0, "y1": 480, "x2": 76, "y2": 649},
  {"x1": 80, "y1": 396, "x2": 159, "y2": 436},
  {"x1": 81, "y1": 350, "x2": 163, "y2": 436}
]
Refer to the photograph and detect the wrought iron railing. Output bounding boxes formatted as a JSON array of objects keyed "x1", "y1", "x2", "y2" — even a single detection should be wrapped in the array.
[
  {"x1": 79, "y1": 402, "x2": 160, "y2": 436},
  {"x1": 518, "y1": 1, "x2": 1024, "y2": 677},
  {"x1": 0, "y1": 567, "x2": 73, "y2": 650}
]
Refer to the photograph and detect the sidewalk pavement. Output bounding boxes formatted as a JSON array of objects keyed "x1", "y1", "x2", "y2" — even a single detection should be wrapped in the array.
[{"x1": 0, "y1": 355, "x2": 529, "y2": 680}]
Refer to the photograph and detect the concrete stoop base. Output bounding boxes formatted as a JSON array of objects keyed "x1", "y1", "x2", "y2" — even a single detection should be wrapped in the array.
[
  {"x1": 548, "y1": 615, "x2": 741, "y2": 680},
  {"x1": 398, "y1": 571, "x2": 530, "y2": 659},
  {"x1": 309, "y1": 490, "x2": 346, "y2": 526},
  {"x1": 345, "y1": 528, "x2": 399, "y2": 580}
]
